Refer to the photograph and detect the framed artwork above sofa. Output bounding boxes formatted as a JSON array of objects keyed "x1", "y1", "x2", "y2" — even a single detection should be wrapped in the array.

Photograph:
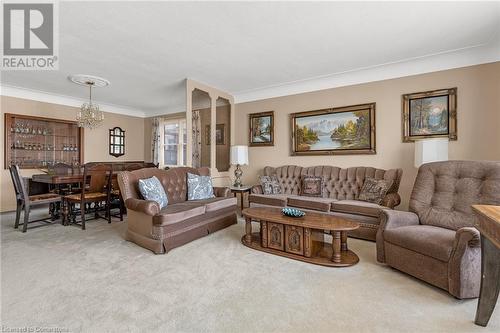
[{"x1": 290, "y1": 103, "x2": 376, "y2": 155}]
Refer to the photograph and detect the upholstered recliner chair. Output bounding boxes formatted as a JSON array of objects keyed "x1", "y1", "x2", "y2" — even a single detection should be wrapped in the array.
[{"x1": 377, "y1": 160, "x2": 500, "y2": 299}]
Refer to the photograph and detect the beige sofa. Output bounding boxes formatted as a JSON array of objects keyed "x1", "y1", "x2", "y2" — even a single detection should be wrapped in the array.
[
  {"x1": 118, "y1": 167, "x2": 237, "y2": 254},
  {"x1": 249, "y1": 165, "x2": 403, "y2": 240}
]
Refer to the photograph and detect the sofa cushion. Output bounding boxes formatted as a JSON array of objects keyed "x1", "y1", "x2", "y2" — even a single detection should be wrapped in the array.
[
  {"x1": 153, "y1": 202, "x2": 206, "y2": 226},
  {"x1": 287, "y1": 196, "x2": 334, "y2": 212},
  {"x1": 249, "y1": 194, "x2": 287, "y2": 207},
  {"x1": 358, "y1": 178, "x2": 393, "y2": 205},
  {"x1": 300, "y1": 176, "x2": 323, "y2": 197},
  {"x1": 259, "y1": 175, "x2": 282, "y2": 194},
  {"x1": 204, "y1": 197, "x2": 237, "y2": 212},
  {"x1": 138, "y1": 176, "x2": 168, "y2": 209},
  {"x1": 384, "y1": 225, "x2": 456, "y2": 262},
  {"x1": 331, "y1": 200, "x2": 384, "y2": 217},
  {"x1": 187, "y1": 173, "x2": 215, "y2": 200}
]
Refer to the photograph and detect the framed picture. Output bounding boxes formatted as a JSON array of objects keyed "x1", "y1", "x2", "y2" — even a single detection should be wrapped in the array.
[
  {"x1": 205, "y1": 124, "x2": 226, "y2": 145},
  {"x1": 402, "y1": 88, "x2": 457, "y2": 142},
  {"x1": 290, "y1": 103, "x2": 376, "y2": 155},
  {"x1": 249, "y1": 111, "x2": 274, "y2": 146}
]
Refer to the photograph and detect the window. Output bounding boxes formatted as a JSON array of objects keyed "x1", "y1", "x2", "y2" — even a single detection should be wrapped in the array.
[{"x1": 159, "y1": 119, "x2": 187, "y2": 167}]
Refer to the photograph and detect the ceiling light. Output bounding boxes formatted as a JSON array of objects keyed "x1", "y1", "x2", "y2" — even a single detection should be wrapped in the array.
[{"x1": 68, "y1": 74, "x2": 110, "y2": 129}]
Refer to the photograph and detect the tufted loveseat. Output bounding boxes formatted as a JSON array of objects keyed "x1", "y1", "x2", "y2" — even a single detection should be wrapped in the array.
[
  {"x1": 118, "y1": 167, "x2": 237, "y2": 254},
  {"x1": 249, "y1": 165, "x2": 403, "y2": 241},
  {"x1": 377, "y1": 160, "x2": 500, "y2": 298}
]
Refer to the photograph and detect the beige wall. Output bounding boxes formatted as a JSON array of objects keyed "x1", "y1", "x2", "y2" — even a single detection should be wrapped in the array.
[
  {"x1": 234, "y1": 62, "x2": 500, "y2": 209},
  {"x1": 0, "y1": 96, "x2": 145, "y2": 212}
]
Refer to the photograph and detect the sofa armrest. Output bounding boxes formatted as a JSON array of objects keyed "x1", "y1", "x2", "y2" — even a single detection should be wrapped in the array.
[
  {"x1": 379, "y1": 209, "x2": 419, "y2": 230},
  {"x1": 125, "y1": 198, "x2": 160, "y2": 216},
  {"x1": 381, "y1": 192, "x2": 401, "y2": 209},
  {"x1": 376, "y1": 209, "x2": 420, "y2": 263},
  {"x1": 251, "y1": 185, "x2": 263, "y2": 194},
  {"x1": 454, "y1": 227, "x2": 480, "y2": 248},
  {"x1": 213, "y1": 187, "x2": 231, "y2": 198},
  {"x1": 448, "y1": 227, "x2": 481, "y2": 298}
]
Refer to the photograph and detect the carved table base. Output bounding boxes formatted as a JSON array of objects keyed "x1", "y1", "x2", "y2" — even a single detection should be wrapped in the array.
[{"x1": 242, "y1": 219, "x2": 359, "y2": 267}]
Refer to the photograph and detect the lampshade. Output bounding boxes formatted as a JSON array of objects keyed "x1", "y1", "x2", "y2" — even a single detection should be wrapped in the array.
[
  {"x1": 414, "y1": 138, "x2": 449, "y2": 168},
  {"x1": 230, "y1": 145, "x2": 249, "y2": 165}
]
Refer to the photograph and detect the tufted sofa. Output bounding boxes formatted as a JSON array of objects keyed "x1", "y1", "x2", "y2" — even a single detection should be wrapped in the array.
[
  {"x1": 377, "y1": 160, "x2": 500, "y2": 298},
  {"x1": 249, "y1": 165, "x2": 403, "y2": 241},
  {"x1": 118, "y1": 167, "x2": 237, "y2": 254}
]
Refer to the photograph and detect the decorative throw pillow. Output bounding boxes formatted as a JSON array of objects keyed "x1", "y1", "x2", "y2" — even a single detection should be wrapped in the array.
[
  {"x1": 259, "y1": 175, "x2": 282, "y2": 195},
  {"x1": 358, "y1": 178, "x2": 393, "y2": 205},
  {"x1": 300, "y1": 176, "x2": 323, "y2": 197},
  {"x1": 138, "y1": 176, "x2": 168, "y2": 209},
  {"x1": 187, "y1": 173, "x2": 215, "y2": 200}
]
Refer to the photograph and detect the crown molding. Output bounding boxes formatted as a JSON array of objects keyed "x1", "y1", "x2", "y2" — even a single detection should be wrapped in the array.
[
  {"x1": 0, "y1": 85, "x2": 146, "y2": 118},
  {"x1": 233, "y1": 40, "x2": 500, "y2": 104}
]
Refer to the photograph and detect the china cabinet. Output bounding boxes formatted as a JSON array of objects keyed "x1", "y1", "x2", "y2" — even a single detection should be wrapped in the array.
[{"x1": 4, "y1": 113, "x2": 84, "y2": 169}]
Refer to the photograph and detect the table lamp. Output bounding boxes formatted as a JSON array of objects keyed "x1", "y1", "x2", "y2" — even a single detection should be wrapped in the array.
[
  {"x1": 230, "y1": 145, "x2": 249, "y2": 187},
  {"x1": 414, "y1": 138, "x2": 449, "y2": 168}
]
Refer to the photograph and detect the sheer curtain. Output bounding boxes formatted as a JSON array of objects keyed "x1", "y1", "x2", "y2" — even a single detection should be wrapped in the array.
[
  {"x1": 192, "y1": 110, "x2": 202, "y2": 168},
  {"x1": 151, "y1": 117, "x2": 161, "y2": 165}
]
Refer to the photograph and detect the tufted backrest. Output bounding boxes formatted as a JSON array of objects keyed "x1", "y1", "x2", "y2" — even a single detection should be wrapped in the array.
[
  {"x1": 410, "y1": 160, "x2": 500, "y2": 230},
  {"x1": 118, "y1": 167, "x2": 210, "y2": 204},
  {"x1": 263, "y1": 165, "x2": 402, "y2": 200}
]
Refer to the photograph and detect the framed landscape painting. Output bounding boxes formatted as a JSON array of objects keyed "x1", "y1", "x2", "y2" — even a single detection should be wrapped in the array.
[
  {"x1": 402, "y1": 88, "x2": 457, "y2": 142},
  {"x1": 249, "y1": 111, "x2": 274, "y2": 146},
  {"x1": 290, "y1": 103, "x2": 376, "y2": 155}
]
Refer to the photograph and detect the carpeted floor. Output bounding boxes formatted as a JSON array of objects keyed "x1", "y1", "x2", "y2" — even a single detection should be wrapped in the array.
[{"x1": 1, "y1": 209, "x2": 499, "y2": 333}]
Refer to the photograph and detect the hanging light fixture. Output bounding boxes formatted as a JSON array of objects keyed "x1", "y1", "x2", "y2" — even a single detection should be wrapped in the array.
[{"x1": 69, "y1": 74, "x2": 110, "y2": 129}]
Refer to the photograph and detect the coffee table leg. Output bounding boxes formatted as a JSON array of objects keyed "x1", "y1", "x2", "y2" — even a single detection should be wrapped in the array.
[
  {"x1": 341, "y1": 231, "x2": 348, "y2": 251},
  {"x1": 245, "y1": 217, "x2": 252, "y2": 243},
  {"x1": 332, "y1": 231, "x2": 341, "y2": 263},
  {"x1": 261, "y1": 221, "x2": 268, "y2": 248}
]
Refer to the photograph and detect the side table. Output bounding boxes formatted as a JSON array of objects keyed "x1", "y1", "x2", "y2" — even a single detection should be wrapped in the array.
[
  {"x1": 472, "y1": 205, "x2": 500, "y2": 327},
  {"x1": 230, "y1": 186, "x2": 252, "y2": 215}
]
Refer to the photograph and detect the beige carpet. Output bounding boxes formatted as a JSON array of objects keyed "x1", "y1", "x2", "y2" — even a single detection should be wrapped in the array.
[{"x1": 1, "y1": 209, "x2": 499, "y2": 333}]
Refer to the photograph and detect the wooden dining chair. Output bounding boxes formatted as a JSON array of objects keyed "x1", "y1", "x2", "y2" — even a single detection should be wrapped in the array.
[
  {"x1": 109, "y1": 177, "x2": 125, "y2": 221},
  {"x1": 64, "y1": 163, "x2": 112, "y2": 229},
  {"x1": 8, "y1": 165, "x2": 62, "y2": 232}
]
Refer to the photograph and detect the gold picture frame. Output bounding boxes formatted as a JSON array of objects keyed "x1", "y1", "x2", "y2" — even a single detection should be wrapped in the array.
[
  {"x1": 290, "y1": 103, "x2": 376, "y2": 156},
  {"x1": 249, "y1": 111, "x2": 274, "y2": 146},
  {"x1": 402, "y1": 88, "x2": 457, "y2": 142}
]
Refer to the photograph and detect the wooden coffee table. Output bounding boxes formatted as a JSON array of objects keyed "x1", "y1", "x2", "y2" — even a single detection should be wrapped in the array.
[{"x1": 242, "y1": 207, "x2": 360, "y2": 267}]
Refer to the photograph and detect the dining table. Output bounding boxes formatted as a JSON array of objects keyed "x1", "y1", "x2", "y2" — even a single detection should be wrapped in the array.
[{"x1": 31, "y1": 171, "x2": 120, "y2": 225}]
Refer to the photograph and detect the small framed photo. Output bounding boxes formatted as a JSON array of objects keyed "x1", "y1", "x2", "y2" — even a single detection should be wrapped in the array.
[
  {"x1": 249, "y1": 111, "x2": 274, "y2": 146},
  {"x1": 402, "y1": 88, "x2": 457, "y2": 142},
  {"x1": 205, "y1": 124, "x2": 226, "y2": 145}
]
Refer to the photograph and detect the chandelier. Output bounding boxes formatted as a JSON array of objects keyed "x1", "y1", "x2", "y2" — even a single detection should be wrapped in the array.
[
  {"x1": 77, "y1": 81, "x2": 104, "y2": 129},
  {"x1": 69, "y1": 74, "x2": 110, "y2": 129}
]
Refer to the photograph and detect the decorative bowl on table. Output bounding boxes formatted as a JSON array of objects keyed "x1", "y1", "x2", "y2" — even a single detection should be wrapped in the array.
[{"x1": 282, "y1": 207, "x2": 306, "y2": 218}]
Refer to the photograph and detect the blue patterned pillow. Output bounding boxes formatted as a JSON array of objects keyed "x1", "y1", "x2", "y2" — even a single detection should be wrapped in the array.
[
  {"x1": 187, "y1": 172, "x2": 215, "y2": 200},
  {"x1": 138, "y1": 176, "x2": 168, "y2": 209}
]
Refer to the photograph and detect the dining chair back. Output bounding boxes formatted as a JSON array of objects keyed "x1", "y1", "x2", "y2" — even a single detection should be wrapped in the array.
[{"x1": 9, "y1": 165, "x2": 61, "y2": 232}]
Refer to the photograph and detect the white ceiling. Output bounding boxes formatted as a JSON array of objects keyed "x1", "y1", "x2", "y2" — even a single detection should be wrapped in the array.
[{"x1": 1, "y1": 1, "x2": 499, "y2": 117}]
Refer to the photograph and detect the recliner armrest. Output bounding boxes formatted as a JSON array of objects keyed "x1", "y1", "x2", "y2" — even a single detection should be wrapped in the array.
[
  {"x1": 379, "y1": 209, "x2": 420, "y2": 230},
  {"x1": 125, "y1": 198, "x2": 160, "y2": 216},
  {"x1": 377, "y1": 209, "x2": 420, "y2": 263},
  {"x1": 213, "y1": 187, "x2": 231, "y2": 198},
  {"x1": 251, "y1": 185, "x2": 263, "y2": 194},
  {"x1": 454, "y1": 227, "x2": 480, "y2": 248}
]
